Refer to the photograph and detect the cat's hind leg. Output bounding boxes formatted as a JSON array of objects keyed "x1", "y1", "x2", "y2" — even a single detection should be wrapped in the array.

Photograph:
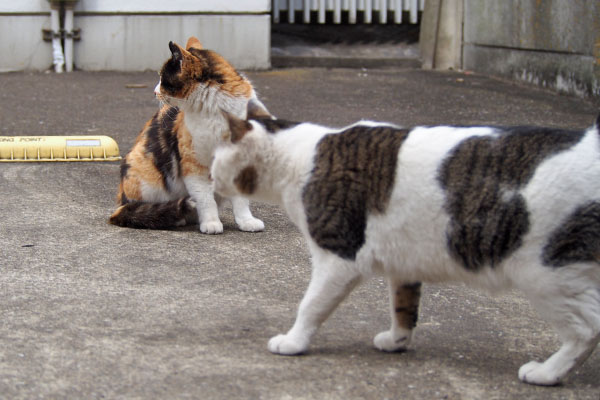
[
  {"x1": 268, "y1": 253, "x2": 362, "y2": 355},
  {"x1": 518, "y1": 271, "x2": 600, "y2": 386},
  {"x1": 374, "y1": 280, "x2": 421, "y2": 352},
  {"x1": 231, "y1": 196, "x2": 264, "y2": 232}
]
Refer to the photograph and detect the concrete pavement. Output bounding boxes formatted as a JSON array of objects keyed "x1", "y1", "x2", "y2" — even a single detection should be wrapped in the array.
[{"x1": 0, "y1": 67, "x2": 599, "y2": 399}]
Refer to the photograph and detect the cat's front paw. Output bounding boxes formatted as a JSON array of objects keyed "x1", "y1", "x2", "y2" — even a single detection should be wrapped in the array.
[
  {"x1": 200, "y1": 220, "x2": 224, "y2": 234},
  {"x1": 518, "y1": 361, "x2": 561, "y2": 386},
  {"x1": 374, "y1": 329, "x2": 412, "y2": 352},
  {"x1": 236, "y1": 217, "x2": 265, "y2": 232},
  {"x1": 268, "y1": 334, "x2": 308, "y2": 355}
]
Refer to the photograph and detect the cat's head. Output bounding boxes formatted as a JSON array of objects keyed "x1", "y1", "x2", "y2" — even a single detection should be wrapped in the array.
[
  {"x1": 154, "y1": 36, "x2": 252, "y2": 110},
  {"x1": 211, "y1": 100, "x2": 278, "y2": 200}
]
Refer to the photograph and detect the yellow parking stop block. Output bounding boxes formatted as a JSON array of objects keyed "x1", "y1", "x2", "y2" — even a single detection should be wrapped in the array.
[{"x1": 0, "y1": 136, "x2": 121, "y2": 162}]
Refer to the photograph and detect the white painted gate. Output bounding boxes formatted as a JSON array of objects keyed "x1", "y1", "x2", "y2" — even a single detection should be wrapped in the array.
[{"x1": 273, "y1": 0, "x2": 425, "y2": 24}]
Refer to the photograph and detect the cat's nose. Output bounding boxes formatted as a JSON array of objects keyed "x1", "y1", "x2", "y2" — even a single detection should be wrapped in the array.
[{"x1": 154, "y1": 81, "x2": 161, "y2": 96}]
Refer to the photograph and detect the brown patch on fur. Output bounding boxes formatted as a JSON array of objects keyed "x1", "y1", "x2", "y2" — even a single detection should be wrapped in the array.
[
  {"x1": 225, "y1": 112, "x2": 252, "y2": 143},
  {"x1": 113, "y1": 106, "x2": 179, "y2": 208},
  {"x1": 116, "y1": 182, "x2": 128, "y2": 205},
  {"x1": 160, "y1": 42, "x2": 200, "y2": 100},
  {"x1": 439, "y1": 126, "x2": 585, "y2": 270},
  {"x1": 118, "y1": 143, "x2": 161, "y2": 202},
  {"x1": 160, "y1": 40, "x2": 252, "y2": 101},
  {"x1": 234, "y1": 166, "x2": 258, "y2": 195},
  {"x1": 186, "y1": 36, "x2": 202, "y2": 50},
  {"x1": 204, "y1": 51, "x2": 252, "y2": 98},
  {"x1": 542, "y1": 201, "x2": 600, "y2": 267},
  {"x1": 247, "y1": 98, "x2": 272, "y2": 119},
  {"x1": 394, "y1": 282, "x2": 421, "y2": 330},
  {"x1": 120, "y1": 173, "x2": 144, "y2": 202},
  {"x1": 109, "y1": 197, "x2": 196, "y2": 229},
  {"x1": 110, "y1": 104, "x2": 198, "y2": 229},
  {"x1": 156, "y1": 104, "x2": 176, "y2": 120},
  {"x1": 109, "y1": 205, "x2": 127, "y2": 225},
  {"x1": 302, "y1": 125, "x2": 410, "y2": 260},
  {"x1": 186, "y1": 47, "x2": 252, "y2": 98},
  {"x1": 253, "y1": 118, "x2": 300, "y2": 134},
  {"x1": 175, "y1": 114, "x2": 209, "y2": 177}
]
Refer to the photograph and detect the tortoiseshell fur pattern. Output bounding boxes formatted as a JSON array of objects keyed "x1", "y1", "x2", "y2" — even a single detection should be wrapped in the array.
[{"x1": 110, "y1": 37, "x2": 266, "y2": 234}]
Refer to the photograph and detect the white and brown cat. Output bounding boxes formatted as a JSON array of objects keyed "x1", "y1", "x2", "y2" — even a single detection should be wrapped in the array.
[
  {"x1": 211, "y1": 105, "x2": 600, "y2": 386},
  {"x1": 109, "y1": 37, "x2": 269, "y2": 234}
]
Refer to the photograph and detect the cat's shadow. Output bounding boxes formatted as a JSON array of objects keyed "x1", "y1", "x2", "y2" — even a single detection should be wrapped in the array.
[
  {"x1": 173, "y1": 224, "x2": 200, "y2": 232},
  {"x1": 305, "y1": 340, "x2": 600, "y2": 389},
  {"x1": 172, "y1": 221, "x2": 240, "y2": 233}
]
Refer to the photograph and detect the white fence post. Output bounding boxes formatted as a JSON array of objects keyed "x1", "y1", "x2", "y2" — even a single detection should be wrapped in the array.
[{"x1": 273, "y1": 0, "x2": 424, "y2": 24}]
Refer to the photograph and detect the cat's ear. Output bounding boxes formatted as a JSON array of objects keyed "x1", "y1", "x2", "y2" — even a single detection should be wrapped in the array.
[
  {"x1": 168, "y1": 41, "x2": 184, "y2": 61},
  {"x1": 247, "y1": 98, "x2": 273, "y2": 120},
  {"x1": 186, "y1": 36, "x2": 203, "y2": 50},
  {"x1": 223, "y1": 111, "x2": 252, "y2": 143}
]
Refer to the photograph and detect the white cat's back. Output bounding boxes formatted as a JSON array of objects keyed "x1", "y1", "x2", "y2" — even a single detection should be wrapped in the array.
[
  {"x1": 271, "y1": 122, "x2": 337, "y2": 223},
  {"x1": 510, "y1": 127, "x2": 600, "y2": 286},
  {"x1": 522, "y1": 126, "x2": 600, "y2": 236},
  {"x1": 363, "y1": 126, "x2": 499, "y2": 283},
  {"x1": 363, "y1": 124, "x2": 600, "y2": 290}
]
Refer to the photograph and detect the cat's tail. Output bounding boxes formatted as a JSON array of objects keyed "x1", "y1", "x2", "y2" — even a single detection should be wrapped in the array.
[{"x1": 109, "y1": 197, "x2": 196, "y2": 229}]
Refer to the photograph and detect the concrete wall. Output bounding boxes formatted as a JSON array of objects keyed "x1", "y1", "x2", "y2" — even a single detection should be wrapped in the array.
[
  {"x1": 420, "y1": 0, "x2": 463, "y2": 71},
  {"x1": 0, "y1": 0, "x2": 271, "y2": 72},
  {"x1": 0, "y1": 1, "x2": 53, "y2": 72},
  {"x1": 462, "y1": 0, "x2": 600, "y2": 98}
]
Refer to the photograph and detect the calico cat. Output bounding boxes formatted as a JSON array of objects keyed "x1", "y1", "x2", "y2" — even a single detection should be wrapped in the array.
[
  {"x1": 210, "y1": 106, "x2": 600, "y2": 386},
  {"x1": 109, "y1": 37, "x2": 269, "y2": 234}
]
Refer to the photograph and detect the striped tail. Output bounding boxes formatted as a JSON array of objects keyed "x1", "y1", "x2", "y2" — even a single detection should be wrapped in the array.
[{"x1": 109, "y1": 197, "x2": 196, "y2": 229}]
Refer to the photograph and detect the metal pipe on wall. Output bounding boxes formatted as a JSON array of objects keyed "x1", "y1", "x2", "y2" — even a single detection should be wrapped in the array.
[
  {"x1": 49, "y1": 4, "x2": 64, "y2": 73},
  {"x1": 47, "y1": 0, "x2": 79, "y2": 72},
  {"x1": 63, "y1": 4, "x2": 74, "y2": 72}
]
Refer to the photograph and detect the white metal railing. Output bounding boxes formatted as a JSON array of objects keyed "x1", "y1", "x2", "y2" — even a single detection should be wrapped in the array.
[{"x1": 273, "y1": 0, "x2": 425, "y2": 24}]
